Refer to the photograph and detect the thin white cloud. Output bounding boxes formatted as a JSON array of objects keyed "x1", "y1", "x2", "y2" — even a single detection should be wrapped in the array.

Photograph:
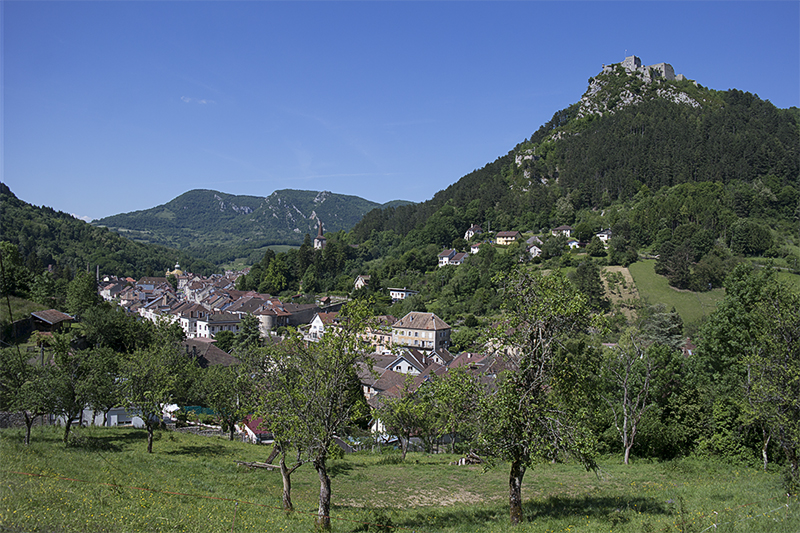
[
  {"x1": 181, "y1": 96, "x2": 216, "y2": 105},
  {"x1": 71, "y1": 214, "x2": 93, "y2": 222}
]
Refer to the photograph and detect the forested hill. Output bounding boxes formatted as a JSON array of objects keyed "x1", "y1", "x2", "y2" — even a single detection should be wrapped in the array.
[
  {"x1": 0, "y1": 183, "x2": 217, "y2": 279},
  {"x1": 350, "y1": 60, "x2": 799, "y2": 248},
  {"x1": 93, "y1": 189, "x2": 411, "y2": 261}
]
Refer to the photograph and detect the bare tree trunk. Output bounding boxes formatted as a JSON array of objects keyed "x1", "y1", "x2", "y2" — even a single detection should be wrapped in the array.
[
  {"x1": 762, "y1": 428, "x2": 770, "y2": 471},
  {"x1": 624, "y1": 445, "x2": 632, "y2": 465},
  {"x1": 315, "y1": 455, "x2": 332, "y2": 530},
  {"x1": 147, "y1": 423, "x2": 154, "y2": 453},
  {"x1": 400, "y1": 435, "x2": 408, "y2": 460},
  {"x1": 280, "y1": 453, "x2": 293, "y2": 512},
  {"x1": 23, "y1": 412, "x2": 34, "y2": 446},
  {"x1": 509, "y1": 459, "x2": 526, "y2": 525},
  {"x1": 63, "y1": 416, "x2": 75, "y2": 443}
]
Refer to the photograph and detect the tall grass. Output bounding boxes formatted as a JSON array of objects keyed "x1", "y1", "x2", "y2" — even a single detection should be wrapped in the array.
[{"x1": 2, "y1": 426, "x2": 798, "y2": 532}]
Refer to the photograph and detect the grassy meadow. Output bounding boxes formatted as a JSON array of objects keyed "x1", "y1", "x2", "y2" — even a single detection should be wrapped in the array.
[
  {"x1": 627, "y1": 260, "x2": 725, "y2": 326},
  {"x1": 2, "y1": 425, "x2": 798, "y2": 533}
]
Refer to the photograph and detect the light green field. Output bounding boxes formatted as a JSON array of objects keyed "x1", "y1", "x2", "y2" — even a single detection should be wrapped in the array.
[
  {"x1": 628, "y1": 260, "x2": 725, "y2": 326},
  {"x1": 0, "y1": 296, "x2": 48, "y2": 326},
  {"x1": 2, "y1": 426, "x2": 798, "y2": 533}
]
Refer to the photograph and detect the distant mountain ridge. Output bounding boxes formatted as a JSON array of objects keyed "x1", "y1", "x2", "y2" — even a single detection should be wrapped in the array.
[{"x1": 93, "y1": 189, "x2": 411, "y2": 256}]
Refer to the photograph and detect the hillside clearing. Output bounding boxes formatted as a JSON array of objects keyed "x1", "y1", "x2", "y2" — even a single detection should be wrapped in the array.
[{"x1": 2, "y1": 425, "x2": 797, "y2": 533}]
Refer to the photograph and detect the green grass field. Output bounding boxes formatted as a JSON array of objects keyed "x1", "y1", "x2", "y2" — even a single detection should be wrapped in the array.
[
  {"x1": 2, "y1": 426, "x2": 797, "y2": 533},
  {"x1": 627, "y1": 260, "x2": 725, "y2": 327},
  {"x1": 0, "y1": 296, "x2": 48, "y2": 326}
]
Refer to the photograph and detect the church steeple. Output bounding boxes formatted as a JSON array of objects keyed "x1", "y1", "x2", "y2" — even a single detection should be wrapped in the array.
[{"x1": 314, "y1": 218, "x2": 326, "y2": 250}]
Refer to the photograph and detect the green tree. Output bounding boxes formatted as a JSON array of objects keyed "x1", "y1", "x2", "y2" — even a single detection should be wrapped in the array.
[
  {"x1": 479, "y1": 268, "x2": 598, "y2": 525},
  {"x1": 49, "y1": 334, "x2": 96, "y2": 443},
  {"x1": 586, "y1": 235, "x2": 607, "y2": 257},
  {"x1": 81, "y1": 302, "x2": 154, "y2": 353},
  {"x1": 694, "y1": 264, "x2": 783, "y2": 464},
  {"x1": 0, "y1": 241, "x2": 32, "y2": 297},
  {"x1": 121, "y1": 319, "x2": 186, "y2": 453},
  {"x1": 743, "y1": 277, "x2": 800, "y2": 486},
  {"x1": 0, "y1": 347, "x2": 53, "y2": 445},
  {"x1": 572, "y1": 260, "x2": 609, "y2": 312},
  {"x1": 66, "y1": 271, "x2": 99, "y2": 318},
  {"x1": 234, "y1": 314, "x2": 262, "y2": 354},
  {"x1": 214, "y1": 330, "x2": 236, "y2": 353},
  {"x1": 600, "y1": 330, "x2": 653, "y2": 464},
  {"x1": 374, "y1": 375, "x2": 432, "y2": 460},
  {"x1": 201, "y1": 364, "x2": 251, "y2": 441},
  {"x1": 251, "y1": 301, "x2": 373, "y2": 529},
  {"x1": 431, "y1": 366, "x2": 481, "y2": 453},
  {"x1": 82, "y1": 347, "x2": 121, "y2": 427}
]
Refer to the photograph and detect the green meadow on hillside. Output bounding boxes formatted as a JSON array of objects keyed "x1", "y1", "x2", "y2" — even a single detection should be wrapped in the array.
[
  {"x1": 1, "y1": 426, "x2": 797, "y2": 533},
  {"x1": 628, "y1": 260, "x2": 726, "y2": 327}
]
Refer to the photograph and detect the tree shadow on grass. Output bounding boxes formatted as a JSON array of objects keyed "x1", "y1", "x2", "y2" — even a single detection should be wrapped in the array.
[
  {"x1": 328, "y1": 460, "x2": 355, "y2": 478},
  {"x1": 380, "y1": 494, "x2": 670, "y2": 531},
  {"x1": 524, "y1": 494, "x2": 670, "y2": 521},
  {"x1": 164, "y1": 443, "x2": 229, "y2": 457},
  {"x1": 62, "y1": 428, "x2": 144, "y2": 452}
]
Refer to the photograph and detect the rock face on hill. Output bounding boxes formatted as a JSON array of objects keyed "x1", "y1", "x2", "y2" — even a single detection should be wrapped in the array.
[{"x1": 579, "y1": 55, "x2": 702, "y2": 118}]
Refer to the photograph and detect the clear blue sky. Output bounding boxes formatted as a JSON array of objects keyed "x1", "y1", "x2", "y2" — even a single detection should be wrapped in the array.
[{"x1": 3, "y1": 1, "x2": 798, "y2": 221}]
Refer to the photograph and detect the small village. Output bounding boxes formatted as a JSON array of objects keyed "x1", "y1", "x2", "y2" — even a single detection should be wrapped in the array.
[{"x1": 10, "y1": 222, "x2": 618, "y2": 450}]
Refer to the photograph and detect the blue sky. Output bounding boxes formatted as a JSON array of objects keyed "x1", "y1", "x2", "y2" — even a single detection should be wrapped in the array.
[{"x1": 3, "y1": 1, "x2": 798, "y2": 221}]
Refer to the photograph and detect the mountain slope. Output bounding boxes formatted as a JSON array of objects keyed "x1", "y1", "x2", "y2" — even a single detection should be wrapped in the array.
[
  {"x1": 351, "y1": 56, "x2": 799, "y2": 247},
  {"x1": 0, "y1": 183, "x2": 217, "y2": 278},
  {"x1": 93, "y1": 189, "x2": 410, "y2": 257}
]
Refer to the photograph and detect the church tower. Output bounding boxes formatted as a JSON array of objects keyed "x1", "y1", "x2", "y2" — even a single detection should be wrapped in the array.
[{"x1": 313, "y1": 219, "x2": 326, "y2": 250}]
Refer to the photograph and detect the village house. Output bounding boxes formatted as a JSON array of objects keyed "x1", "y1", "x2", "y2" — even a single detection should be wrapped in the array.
[
  {"x1": 552, "y1": 225, "x2": 573, "y2": 238},
  {"x1": 308, "y1": 311, "x2": 339, "y2": 341},
  {"x1": 464, "y1": 224, "x2": 483, "y2": 240},
  {"x1": 31, "y1": 309, "x2": 74, "y2": 333},
  {"x1": 354, "y1": 275, "x2": 370, "y2": 290},
  {"x1": 196, "y1": 312, "x2": 241, "y2": 339},
  {"x1": 361, "y1": 315, "x2": 396, "y2": 353},
  {"x1": 596, "y1": 229, "x2": 613, "y2": 245},
  {"x1": 449, "y1": 252, "x2": 468, "y2": 266},
  {"x1": 438, "y1": 249, "x2": 468, "y2": 267},
  {"x1": 388, "y1": 287, "x2": 418, "y2": 303},
  {"x1": 527, "y1": 235, "x2": 543, "y2": 247},
  {"x1": 177, "y1": 303, "x2": 212, "y2": 338},
  {"x1": 391, "y1": 312, "x2": 451, "y2": 351},
  {"x1": 438, "y1": 249, "x2": 456, "y2": 267},
  {"x1": 495, "y1": 231, "x2": 520, "y2": 246}
]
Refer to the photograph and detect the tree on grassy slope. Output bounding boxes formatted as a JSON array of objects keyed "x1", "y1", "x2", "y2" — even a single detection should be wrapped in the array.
[
  {"x1": 479, "y1": 268, "x2": 599, "y2": 525},
  {"x1": 252, "y1": 301, "x2": 372, "y2": 529},
  {"x1": 601, "y1": 330, "x2": 653, "y2": 465},
  {"x1": 121, "y1": 319, "x2": 186, "y2": 453},
  {"x1": 201, "y1": 363, "x2": 251, "y2": 441},
  {"x1": 0, "y1": 347, "x2": 53, "y2": 445},
  {"x1": 743, "y1": 276, "x2": 800, "y2": 489}
]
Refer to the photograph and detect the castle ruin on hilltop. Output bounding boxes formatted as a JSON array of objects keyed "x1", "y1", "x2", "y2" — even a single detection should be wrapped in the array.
[{"x1": 603, "y1": 55, "x2": 687, "y2": 82}]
